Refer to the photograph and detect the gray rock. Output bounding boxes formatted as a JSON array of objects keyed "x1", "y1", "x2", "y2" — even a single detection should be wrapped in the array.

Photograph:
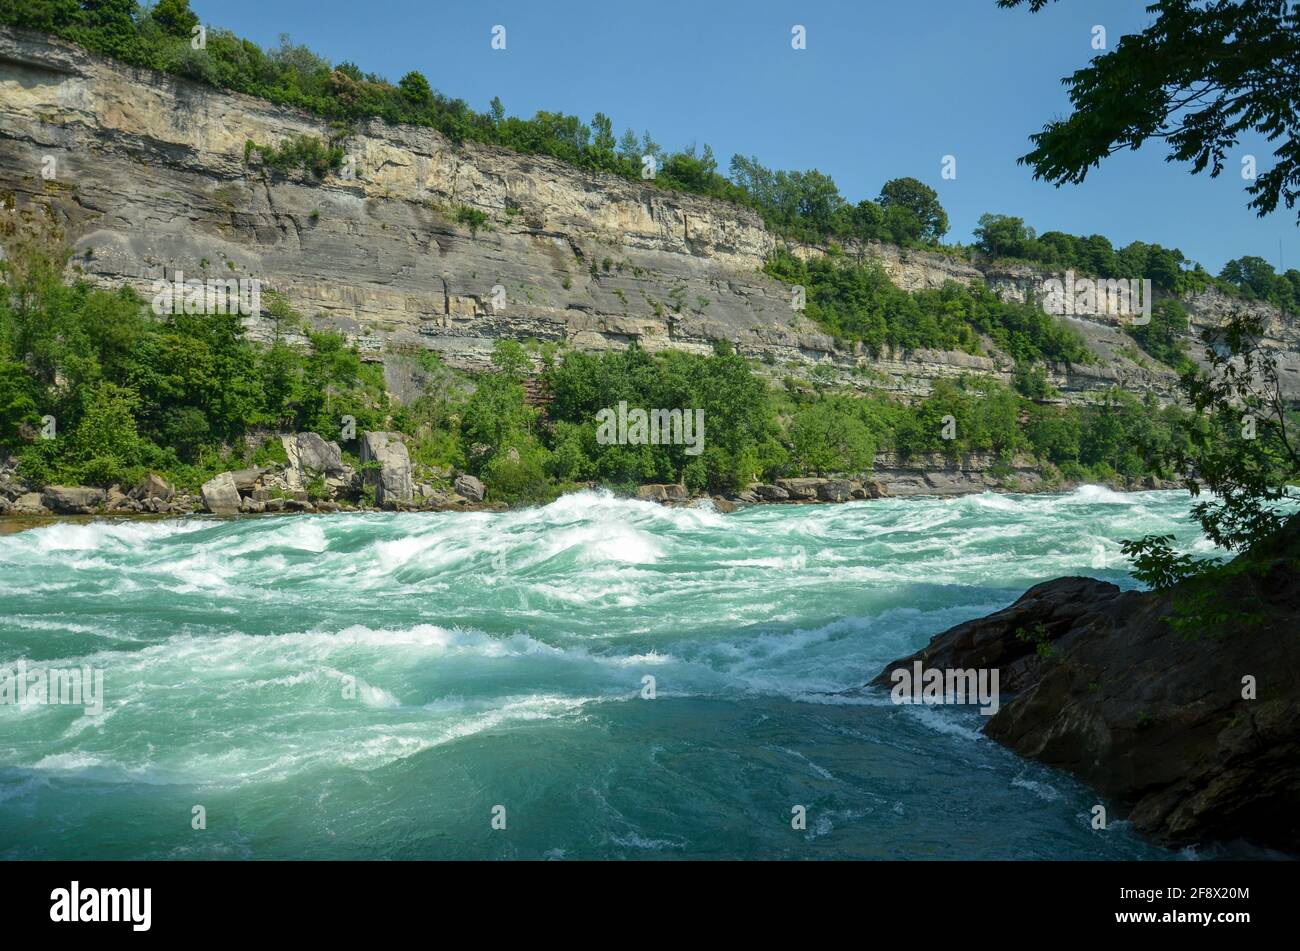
[
  {"x1": 361, "y1": 432, "x2": 413, "y2": 505},
  {"x1": 132, "y1": 473, "x2": 175, "y2": 502},
  {"x1": 638, "y1": 484, "x2": 689, "y2": 503},
  {"x1": 42, "y1": 486, "x2": 107, "y2": 514},
  {"x1": 240, "y1": 496, "x2": 266, "y2": 514},
  {"x1": 753, "y1": 483, "x2": 790, "y2": 501},
  {"x1": 11, "y1": 492, "x2": 47, "y2": 515},
  {"x1": 454, "y1": 473, "x2": 486, "y2": 502},
  {"x1": 201, "y1": 472, "x2": 243, "y2": 515},
  {"x1": 283, "y1": 432, "x2": 345, "y2": 478},
  {"x1": 816, "y1": 479, "x2": 854, "y2": 503},
  {"x1": 228, "y1": 467, "x2": 267, "y2": 491},
  {"x1": 776, "y1": 478, "x2": 823, "y2": 500}
]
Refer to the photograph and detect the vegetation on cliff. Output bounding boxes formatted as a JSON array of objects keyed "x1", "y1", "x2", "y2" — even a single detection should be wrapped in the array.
[
  {"x1": 0, "y1": 233, "x2": 1194, "y2": 505},
  {"x1": 763, "y1": 248, "x2": 1091, "y2": 365}
]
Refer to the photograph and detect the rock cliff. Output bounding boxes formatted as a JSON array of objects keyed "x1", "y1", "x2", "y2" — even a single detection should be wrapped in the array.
[{"x1": 3, "y1": 25, "x2": 1298, "y2": 408}]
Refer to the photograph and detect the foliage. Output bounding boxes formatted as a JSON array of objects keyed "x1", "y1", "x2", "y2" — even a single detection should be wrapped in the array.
[
  {"x1": 0, "y1": 217, "x2": 386, "y2": 487},
  {"x1": 1119, "y1": 534, "x2": 1206, "y2": 590},
  {"x1": 764, "y1": 249, "x2": 1090, "y2": 364},
  {"x1": 1000, "y1": 0, "x2": 1300, "y2": 226},
  {"x1": 245, "y1": 134, "x2": 344, "y2": 178}
]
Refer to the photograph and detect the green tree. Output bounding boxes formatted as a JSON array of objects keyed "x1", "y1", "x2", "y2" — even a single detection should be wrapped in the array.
[
  {"x1": 1002, "y1": 0, "x2": 1300, "y2": 223},
  {"x1": 150, "y1": 0, "x2": 198, "y2": 37},
  {"x1": 879, "y1": 177, "x2": 949, "y2": 243}
]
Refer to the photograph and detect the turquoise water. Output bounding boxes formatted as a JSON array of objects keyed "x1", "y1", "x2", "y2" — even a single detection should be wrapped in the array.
[{"x1": 0, "y1": 487, "x2": 1212, "y2": 860}]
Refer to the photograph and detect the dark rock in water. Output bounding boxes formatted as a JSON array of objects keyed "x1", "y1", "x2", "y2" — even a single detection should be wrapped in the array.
[
  {"x1": 872, "y1": 533, "x2": 1300, "y2": 853},
  {"x1": 42, "y1": 485, "x2": 106, "y2": 514},
  {"x1": 753, "y1": 483, "x2": 789, "y2": 501}
]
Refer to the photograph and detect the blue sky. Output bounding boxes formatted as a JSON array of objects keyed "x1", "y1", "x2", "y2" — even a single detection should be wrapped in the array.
[{"x1": 191, "y1": 0, "x2": 1298, "y2": 274}]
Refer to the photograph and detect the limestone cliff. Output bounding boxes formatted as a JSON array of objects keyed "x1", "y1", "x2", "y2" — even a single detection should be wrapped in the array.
[{"x1": 2, "y1": 25, "x2": 1297, "y2": 405}]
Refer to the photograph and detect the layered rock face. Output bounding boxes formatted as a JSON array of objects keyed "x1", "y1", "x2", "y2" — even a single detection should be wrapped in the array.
[
  {"x1": 3, "y1": 26, "x2": 1297, "y2": 406},
  {"x1": 872, "y1": 528, "x2": 1300, "y2": 853}
]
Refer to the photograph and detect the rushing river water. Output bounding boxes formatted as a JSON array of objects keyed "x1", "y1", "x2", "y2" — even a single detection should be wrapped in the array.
[{"x1": 0, "y1": 487, "x2": 1215, "y2": 859}]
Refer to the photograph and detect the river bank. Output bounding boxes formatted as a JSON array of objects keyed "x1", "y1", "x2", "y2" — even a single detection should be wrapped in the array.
[{"x1": 0, "y1": 431, "x2": 1185, "y2": 524}]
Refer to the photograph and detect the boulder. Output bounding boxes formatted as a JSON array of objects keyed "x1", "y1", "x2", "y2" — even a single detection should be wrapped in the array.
[
  {"x1": 228, "y1": 467, "x2": 267, "y2": 492},
  {"x1": 816, "y1": 479, "x2": 854, "y2": 503},
  {"x1": 861, "y1": 480, "x2": 890, "y2": 499},
  {"x1": 711, "y1": 497, "x2": 739, "y2": 514},
  {"x1": 11, "y1": 492, "x2": 48, "y2": 515},
  {"x1": 360, "y1": 432, "x2": 413, "y2": 505},
  {"x1": 454, "y1": 473, "x2": 486, "y2": 503},
  {"x1": 200, "y1": 472, "x2": 243, "y2": 515},
  {"x1": 282, "y1": 432, "x2": 345, "y2": 489},
  {"x1": 871, "y1": 526, "x2": 1300, "y2": 852},
  {"x1": 240, "y1": 496, "x2": 266, "y2": 514},
  {"x1": 636, "y1": 483, "x2": 688, "y2": 503},
  {"x1": 753, "y1": 483, "x2": 790, "y2": 501},
  {"x1": 42, "y1": 486, "x2": 107, "y2": 514},
  {"x1": 131, "y1": 473, "x2": 175, "y2": 502},
  {"x1": 776, "y1": 478, "x2": 823, "y2": 500}
]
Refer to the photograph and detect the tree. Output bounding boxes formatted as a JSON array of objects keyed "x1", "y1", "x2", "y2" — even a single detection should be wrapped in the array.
[
  {"x1": 1219, "y1": 256, "x2": 1279, "y2": 300},
  {"x1": 150, "y1": 0, "x2": 198, "y2": 38},
  {"x1": 1001, "y1": 0, "x2": 1300, "y2": 223},
  {"x1": 1176, "y1": 311, "x2": 1300, "y2": 551},
  {"x1": 397, "y1": 71, "x2": 434, "y2": 114},
  {"x1": 974, "y1": 213, "x2": 1036, "y2": 258},
  {"x1": 879, "y1": 177, "x2": 949, "y2": 243}
]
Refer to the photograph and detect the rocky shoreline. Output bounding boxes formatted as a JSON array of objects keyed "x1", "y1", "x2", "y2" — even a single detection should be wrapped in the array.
[
  {"x1": 871, "y1": 525, "x2": 1300, "y2": 855},
  {"x1": 0, "y1": 429, "x2": 1184, "y2": 523}
]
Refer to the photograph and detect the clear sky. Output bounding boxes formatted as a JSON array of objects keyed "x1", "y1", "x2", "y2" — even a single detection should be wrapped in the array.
[{"x1": 191, "y1": 0, "x2": 1298, "y2": 274}]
